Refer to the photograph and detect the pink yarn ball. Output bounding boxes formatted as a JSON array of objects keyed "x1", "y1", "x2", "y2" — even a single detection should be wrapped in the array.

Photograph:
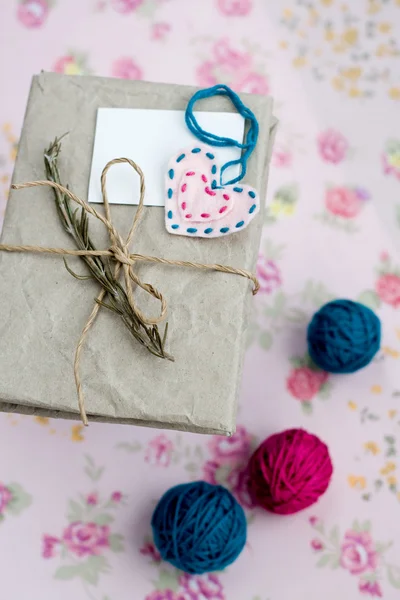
[{"x1": 247, "y1": 429, "x2": 333, "y2": 515}]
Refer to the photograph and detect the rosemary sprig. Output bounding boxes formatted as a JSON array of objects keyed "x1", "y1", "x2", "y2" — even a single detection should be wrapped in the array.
[{"x1": 44, "y1": 137, "x2": 173, "y2": 361}]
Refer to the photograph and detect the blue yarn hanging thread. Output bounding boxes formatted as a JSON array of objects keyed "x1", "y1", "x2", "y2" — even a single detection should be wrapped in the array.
[
  {"x1": 185, "y1": 84, "x2": 259, "y2": 187},
  {"x1": 151, "y1": 481, "x2": 247, "y2": 575},
  {"x1": 307, "y1": 299, "x2": 381, "y2": 374}
]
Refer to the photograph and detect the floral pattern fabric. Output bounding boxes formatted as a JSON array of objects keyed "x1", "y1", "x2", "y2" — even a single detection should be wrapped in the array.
[{"x1": 1, "y1": 1, "x2": 400, "y2": 599}]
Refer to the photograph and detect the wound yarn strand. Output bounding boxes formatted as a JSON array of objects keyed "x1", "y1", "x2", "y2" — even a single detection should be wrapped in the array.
[
  {"x1": 248, "y1": 428, "x2": 333, "y2": 515},
  {"x1": 152, "y1": 481, "x2": 247, "y2": 574},
  {"x1": 0, "y1": 158, "x2": 259, "y2": 425},
  {"x1": 307, "y1": 299, "x2": 381, "y2": 373}
]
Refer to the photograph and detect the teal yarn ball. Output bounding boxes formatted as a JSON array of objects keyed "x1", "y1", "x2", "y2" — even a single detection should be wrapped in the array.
[
  {"x1": 307, "y1": 299, "x2": 381, "y2": 374},
  {"x1": 151, "y1": 481, "x2": 247, "y2": 575}
]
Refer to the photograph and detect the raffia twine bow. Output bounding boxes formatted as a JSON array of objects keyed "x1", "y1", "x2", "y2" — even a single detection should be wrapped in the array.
[{"x1": 0, "y1": 157, "x2": 259, "y2": 426}]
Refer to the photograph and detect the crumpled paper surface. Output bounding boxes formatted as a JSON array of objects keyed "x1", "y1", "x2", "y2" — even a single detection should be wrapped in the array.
[{"x1": 0, "y1": 73, "x2": 276, "y2": 434}]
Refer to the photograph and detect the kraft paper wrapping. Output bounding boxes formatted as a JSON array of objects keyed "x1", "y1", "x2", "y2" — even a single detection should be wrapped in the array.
[{"x1": 0, "y1": 73, "x2": 276, "y2": 434}]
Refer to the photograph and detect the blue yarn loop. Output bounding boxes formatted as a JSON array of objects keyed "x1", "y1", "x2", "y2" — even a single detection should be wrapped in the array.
[
  {"x1": 151, "y1": 481, "x2": 247, "y2": 575},
  {"x1": 185, "y1": 84, "x2": 259, "y2": 186},
  {"x1": 307, "y1": 299, "x2": 381, "y2": 374}
]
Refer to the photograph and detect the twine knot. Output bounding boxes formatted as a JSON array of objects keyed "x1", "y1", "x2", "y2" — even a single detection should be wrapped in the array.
[{"x1": 109, "y1": 243, "x2": 134, "y2": 267}]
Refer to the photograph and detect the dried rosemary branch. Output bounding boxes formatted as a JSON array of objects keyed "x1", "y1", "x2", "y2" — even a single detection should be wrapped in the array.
[{"x1": 44, "y1": 137, "x2": 173, "y2": 361}]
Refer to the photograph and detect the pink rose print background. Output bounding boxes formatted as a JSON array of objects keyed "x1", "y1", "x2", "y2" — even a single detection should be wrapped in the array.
[{"x1": 1, "y1": 1, "x2": 400, "y2": 599}]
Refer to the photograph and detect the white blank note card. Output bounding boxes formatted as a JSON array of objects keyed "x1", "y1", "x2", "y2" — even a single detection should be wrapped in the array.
[{"x1": 88, "y1": 108, "x2": 245, "y2": 207}]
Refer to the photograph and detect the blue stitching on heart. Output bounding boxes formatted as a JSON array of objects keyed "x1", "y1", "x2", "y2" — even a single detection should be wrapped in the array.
[
  {"x1": 206, "y1": 152, "x2": 215, "y2": 159},
  {"x1": 233, "y1": 187, "x2": 243, "y2": 193},
  {"x1": 211, "y1": 165, "x2": 217, "y2": 175},
  {"x1": 167, "y1": 210, "x2": 173, "y2": 219},
  {"x1": 204, "y1": 228, "x2": 213, "y2": 234},
  {"x1": 168, "y1": 169, "x2": 174, "y2": 179},
  {"x1": 168, "y1": 188, "x2": 173, "y2": 199},
  {"x1": 220, "y1": 227, "x2": 230, "y2": 234},
  {"x1": 187, "y1": 227, "x2": 198, "y2": 233},
  {"x1": 236, "y1": 221, "x2": 245, "y2": 228},
  {"x1": 177, "y1": 153, "x2": 185, "y2": 163},
  {"x1": 249, "y1": 204, "x2": 256, "y2": 214},
  {"x1": 192, "y1": 148, "x2": 201, "y2": 154},
  {"x1": 248, "y1": 190, "x2": 256, "y2": 198},
  {"x1": 171, "y1": 224, "x2": 179, "y2": 229}
]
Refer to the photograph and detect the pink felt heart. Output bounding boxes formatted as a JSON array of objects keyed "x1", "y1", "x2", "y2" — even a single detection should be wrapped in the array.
[{"x1": 165, "y1": 144, "x2": 259, "y2": 238}]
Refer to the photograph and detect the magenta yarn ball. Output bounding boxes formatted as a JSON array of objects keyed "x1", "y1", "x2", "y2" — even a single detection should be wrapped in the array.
[{"x1": 247, "y1": 429, "x2": 333, "y2": 515}]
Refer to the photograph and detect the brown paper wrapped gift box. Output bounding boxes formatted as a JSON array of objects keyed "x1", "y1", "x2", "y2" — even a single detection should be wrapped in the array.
[{"x1": 0, "y1": 73, "x2": 276, "y2": 434}]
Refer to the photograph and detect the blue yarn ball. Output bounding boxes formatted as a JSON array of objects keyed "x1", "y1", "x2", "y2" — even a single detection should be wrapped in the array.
[
  {"x1": 151, "y1": 481, "x2": 247, "y2": 575},
  {"x1": 307, "y1": 299, "x2": 381, "y2": 374}
]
